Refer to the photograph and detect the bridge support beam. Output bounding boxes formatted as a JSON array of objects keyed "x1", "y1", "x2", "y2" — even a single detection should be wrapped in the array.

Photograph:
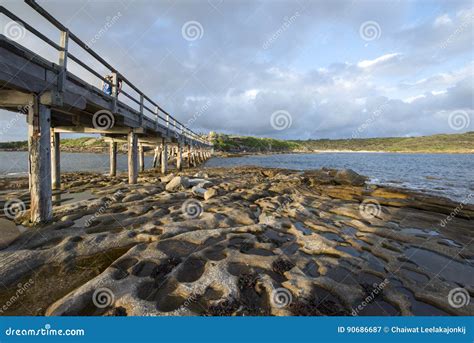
[
  {"x1": 194, "y1": 149, "x2": 199, "y2": 166},
  {"x1": 139, "y1": 144, "x2": 145, "y2": 173},
  {"x1": 28, "y1": 100, "x2": 52, "y2": 223},
  {"x1": 161, "y1": 140, "x2": 168, "y2": 174},
  {"x1": 128, "y1": 131, "x2": 138, "y2": 184},
  {"x1": 109, "y1": 141, "x2": 117, "y2": 177},
  {"x1": 51, "y1": 130, "x2": 60, "y2": 190},
  {"x1": 177, "y1": 143, "x2": 183, "y2": 171}
]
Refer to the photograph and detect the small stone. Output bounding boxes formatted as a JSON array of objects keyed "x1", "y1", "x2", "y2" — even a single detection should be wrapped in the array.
[
  {"x1": 204, "y1": 188, "x2": 218, "y2": 200},
  {"x1": 161, "y1": 174, "x2": 175, "y2": 183},
  {"x1": 197, "y1": 181, "x2": 213, "y2": 189},
  {"x1": 188, "y1": 178, "x2": 208, "y2": 187},
  {"x1": 193, "y1": 172, "x2": 209, "y2": 178},
  {"x1": 192, "y1": 186, "x2": 207, "y2": 198}
]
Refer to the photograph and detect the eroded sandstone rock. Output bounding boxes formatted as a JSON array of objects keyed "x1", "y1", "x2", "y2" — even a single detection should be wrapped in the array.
[{"x1": 0, "y1": 167, "x2": 472, "y2": 317}]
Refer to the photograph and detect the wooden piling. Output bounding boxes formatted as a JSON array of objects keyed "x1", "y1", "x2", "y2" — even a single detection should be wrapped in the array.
[
  {"x1": 28, "y1": 100, "x2": 52, "y2": 223},
  {"x1": 139, "y1": 144, "x2": 145, "y2": 172},
  {"x1": 109, "y1": 141, "x2": 117, "y2": 177},
  {"x1": 128, "y1": 131, "x2": 138, "y2": 184},
  {"x1": 177, "y1": 143, "x2": 183, "y2": 171},
  {"x1": 152, "y1": 146, "x2": 160, "y2": 168},
  {"x1": 161, "y1": 139, "x2": 168, "y2": 174},
  {"x1": 187, "y1": 145, "x2": 192, "y2": 168},
  {"x1": 51, "y1": 130, "x2": 60, "y2": 190}
]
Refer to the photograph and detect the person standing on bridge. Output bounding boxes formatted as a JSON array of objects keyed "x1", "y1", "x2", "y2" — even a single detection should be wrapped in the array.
[{"x1": 102, "y1": 74, "x2": 122, "y2": 96}]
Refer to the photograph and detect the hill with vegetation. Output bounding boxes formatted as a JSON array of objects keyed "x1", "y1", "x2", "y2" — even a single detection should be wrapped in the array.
[
  {"x1": 1, "y1": 132, "x2": 472, "y2": 154},
  {"x1": 0, "y1": 137, "x2": 110, "y2": 153},
  {"x1": 210, "y1": 131, "x2": 474, "y2": 154}
]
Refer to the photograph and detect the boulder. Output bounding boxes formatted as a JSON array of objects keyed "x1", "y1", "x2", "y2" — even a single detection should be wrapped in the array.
[
  {"x1": 334, "y1": 169, "x2": 367, "y2": 186},
  {"x1": 166, "y1": 176, "x2": 190, "y2": 192},
  {"x1": 303, "y1": 170, "x2": 334, "y2": 186}
]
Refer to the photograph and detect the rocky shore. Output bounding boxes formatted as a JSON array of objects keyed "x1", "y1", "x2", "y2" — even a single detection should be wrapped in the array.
[{"x1": 0, "y1": 167, "x2": 472, "y2": 316}]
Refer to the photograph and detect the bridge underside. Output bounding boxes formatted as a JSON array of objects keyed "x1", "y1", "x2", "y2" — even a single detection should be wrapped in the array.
[{"x1": 0, "y1": 36, "x2": 213, "y2": 224}]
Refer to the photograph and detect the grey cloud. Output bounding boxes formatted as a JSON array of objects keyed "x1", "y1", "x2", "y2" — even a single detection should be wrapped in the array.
[{"x1": 0, "y1": 0, "x2": 472, "y2": 142}]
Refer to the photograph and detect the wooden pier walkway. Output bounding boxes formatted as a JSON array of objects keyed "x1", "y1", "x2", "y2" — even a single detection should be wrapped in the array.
[{"x1": 0, "y1": 1, "x2": 213, "y2": 223}]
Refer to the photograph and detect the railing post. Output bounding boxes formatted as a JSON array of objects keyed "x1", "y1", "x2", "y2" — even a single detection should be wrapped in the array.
[
  {"x1": 111, "y1": 71, "x2": 118, "y2": 113},
  {"x1": 166, "y1": 114, "x2": 170, "y2": 136},
  {"x1": 154, "y1": 106, "x2": 159, "y2": 132},
  {"x1": 139, "y1": 94, "x2": 144, "y2": 126},
  {"x1": 57, "y1": 29, "x2": 69, "y2": 101}
]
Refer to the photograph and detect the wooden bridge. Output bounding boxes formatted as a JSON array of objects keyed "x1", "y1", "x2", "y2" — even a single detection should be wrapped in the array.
[{"x1": 0, "y1": 1, "x2": 213, "y2": 223}]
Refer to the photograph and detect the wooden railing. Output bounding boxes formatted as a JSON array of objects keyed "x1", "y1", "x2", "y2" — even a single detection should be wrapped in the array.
[{"x1": 0, "y1": 0, "x2": 209, "y2": 145}]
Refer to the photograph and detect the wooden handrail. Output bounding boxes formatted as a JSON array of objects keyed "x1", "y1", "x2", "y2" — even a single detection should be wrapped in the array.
[
  {"x1": 14, "y1": 0, "x2": 210, "y2": 146},
  {"x1": 0, "y1": 6, "x2": 61, "y2": 50}
]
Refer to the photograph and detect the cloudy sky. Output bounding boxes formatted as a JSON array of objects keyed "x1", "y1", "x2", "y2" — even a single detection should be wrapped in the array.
[{"x1": 0, "y1": 0, "x2": 473, "y2": 141}]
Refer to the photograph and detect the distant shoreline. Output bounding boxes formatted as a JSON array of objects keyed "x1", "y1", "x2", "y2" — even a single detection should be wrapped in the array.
[
  {"x1": 216, "y1": 149, "x2": 474, "y2": 158},
  {"x1": 0, "y1": 148, "x2": 473, "y2": 155},
  {"x1": 1, "y1": 131, "x2": 473, "y2": 155}
]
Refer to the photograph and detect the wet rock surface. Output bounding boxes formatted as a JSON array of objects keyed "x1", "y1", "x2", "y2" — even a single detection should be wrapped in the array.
[{"x1": 0, "y1": 167, "x2": 472, "y2": 316}]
